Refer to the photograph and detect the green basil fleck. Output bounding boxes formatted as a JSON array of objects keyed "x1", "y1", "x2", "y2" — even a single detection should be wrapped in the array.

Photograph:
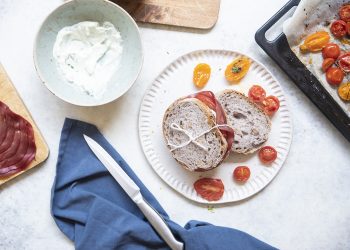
[{"x1": 231, "y1": 66, "x2": 242, "y2": 73}]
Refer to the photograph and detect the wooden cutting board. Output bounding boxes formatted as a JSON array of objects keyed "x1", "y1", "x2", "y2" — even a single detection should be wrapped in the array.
[
  {"x1": 0, "y1": 64, "x2": 49, "y2": 185},
  {"x1": 113, "y1": 0, "x2": 221, "y2": 29}
]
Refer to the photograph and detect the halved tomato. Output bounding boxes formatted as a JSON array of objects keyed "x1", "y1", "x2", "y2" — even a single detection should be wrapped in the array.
[
  {"x1": 262, "y1": 96, "x2": 280, "y2": 116},
  {"x1": 338, "y1": 53, "x2": 350, "y2": 73},
  {"x1": 248, "y1": 85, "x2": 266, "y2": 103},
  {"x1": 330, "y1": 20, "x2": 347, "y2": 38},
  {"x1": 225, "y1": 57, "x2": 251, "y2": 83},
  {"x1": 259, "y1": 146, "x2": 278, "y2": 164},
  {"x1": 194, "y1": 178, "x2": 224, "y2": 201},
  {"x1": 233, "y1": 166, "x2": 250, "y2": 183},
  {"x1": 193, "y1": 63, "x2": 211, "y2": 88},
  {"x1": 340, "y1": 5, "x2": 350, "y2": 22}
]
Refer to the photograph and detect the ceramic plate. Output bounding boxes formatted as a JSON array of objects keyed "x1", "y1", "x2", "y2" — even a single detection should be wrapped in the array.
[{"x1": 139, "y1": 50, "x2": 292, "y2": 204}]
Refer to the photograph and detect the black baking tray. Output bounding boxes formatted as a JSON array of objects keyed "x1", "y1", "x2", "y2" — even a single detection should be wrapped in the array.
[{"x1": 255, "y1": 0, "x2": 350, "y2": 142}]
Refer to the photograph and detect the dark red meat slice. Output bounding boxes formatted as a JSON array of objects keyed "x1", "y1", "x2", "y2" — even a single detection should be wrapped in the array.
[
  {"x1": 0, "y1": 101, "x2": 36, "y2": 177},
  {"x1": 188, "y1": 91, "x2": 234, "y2": 156}
]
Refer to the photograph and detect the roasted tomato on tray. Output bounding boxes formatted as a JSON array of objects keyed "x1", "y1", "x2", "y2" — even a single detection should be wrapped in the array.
[
  {"x1": 322, "y1": 58, "x2": 335, "y2": 72},
  {"x1": 330, "y1": 20, "x2": 347, "y2": 38},
  {"x1": 322, "y1": 43, "x2": 340, "y2": 59},
  {"x1": 339, "y1": 4, "x2": 350, "y2": 22},
  {"x1": 326, "y1": 67, "x2": 344, "y2": 86},
  {"x1": 299, "y1": 31, "x2": 330, "y2": 53}
]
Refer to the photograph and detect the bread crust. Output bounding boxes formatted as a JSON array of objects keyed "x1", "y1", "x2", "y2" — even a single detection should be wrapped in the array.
[{"x1": 162, "y1": 98, "x2": 228, "y2": 171}]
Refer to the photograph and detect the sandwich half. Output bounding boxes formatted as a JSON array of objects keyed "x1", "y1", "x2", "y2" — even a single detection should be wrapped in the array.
[
  {"x1": 217, "y1": 89, "x2": 271, "y2": 154},
  {"x1": 163, "y1": 91, "x2": 234, "y2": 171}
]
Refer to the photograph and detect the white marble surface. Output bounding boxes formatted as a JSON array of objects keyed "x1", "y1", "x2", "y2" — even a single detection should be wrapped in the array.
[{"x1": 0, "y1": 0, "x2": 349, "y2": 249}]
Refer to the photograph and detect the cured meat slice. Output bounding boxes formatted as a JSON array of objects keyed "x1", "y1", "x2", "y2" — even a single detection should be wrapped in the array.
[
  {"x1": 0, "y1": 101, "x2": 36, "y2": 177},
  {"x1": 189, "y1": 91, "x2": 235, "y2": 157}
]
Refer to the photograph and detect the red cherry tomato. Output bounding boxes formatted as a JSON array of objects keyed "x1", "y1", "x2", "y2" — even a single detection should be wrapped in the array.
[
  {"x1": 248, "y1": 85, "x2": 266, "y2": 103},
  {"x1": 322, "y1": 58, "x2": 335, "y2": 72},
  {"x1": 326, "y1": 67, "x2": 344, "y2": 86},
  {"x1": 262, "y1": 96, "x2": 280, "y2": 116},
  {"x1": 338, "y1": 53, "x2": 350, "y2": 73},
  {"x1": 233, "y1": 166, "x2": 250, "y2": 183},
  {"x1": 259, "y1": 146, "x2": 278, "y2": 164},
  {"x1": 322, "y1": 43, "x2": 341, "y2": 59},
  {"x1": 194, "y1": 178, "x2": 224, "y2": 201},
  {"x1": 340, "y1": 5, "x2": 350, "y2": 22},
  {"x1": 330, "y1": 20, "x2": 347, "y2": 38}
]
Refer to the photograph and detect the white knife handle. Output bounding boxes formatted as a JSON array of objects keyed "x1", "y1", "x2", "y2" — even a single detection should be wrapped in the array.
[{"x1": 136, "y1": 199, "x2": 184, "y2": 250}]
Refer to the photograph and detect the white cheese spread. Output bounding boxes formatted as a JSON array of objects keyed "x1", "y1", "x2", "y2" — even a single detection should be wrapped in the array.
[{"x1": 53, "y1": 21, "x2": 123, "y2": 97}]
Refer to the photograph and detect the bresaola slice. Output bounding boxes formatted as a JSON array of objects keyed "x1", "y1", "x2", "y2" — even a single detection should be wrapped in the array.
[
  {"x1": 0, "y1": 101, "x2": 36, "y2": 177},
  {"x1": 188, "y1": 91, "x2": 234, "y2": 157}
]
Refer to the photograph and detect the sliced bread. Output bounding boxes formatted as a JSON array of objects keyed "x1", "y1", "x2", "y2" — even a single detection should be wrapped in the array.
[
  {"x1": 217, "y1": 90, "x2": 271, "y2": 154},
  {"x1": 163, "y1": 98, "x2": 228, "y2": 171}
]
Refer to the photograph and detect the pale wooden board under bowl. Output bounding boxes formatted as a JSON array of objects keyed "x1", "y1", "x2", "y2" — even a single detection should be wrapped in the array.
[
  {"x1": 0, "y1": 64, "x2": 49, "y2": 186},
  {"x1": 113, "y1": 0, "x2": 221, "y2": 29}
]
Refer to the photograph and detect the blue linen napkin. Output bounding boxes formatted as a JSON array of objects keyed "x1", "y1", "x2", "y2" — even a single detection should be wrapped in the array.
[{"x1": 51, "y1": 118, "x2": 277, "y2": 250}]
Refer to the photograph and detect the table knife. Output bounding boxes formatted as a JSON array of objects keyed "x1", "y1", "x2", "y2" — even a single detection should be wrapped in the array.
[{"x1": 83, "y1": 135, "x2": 184, "y2": 250}]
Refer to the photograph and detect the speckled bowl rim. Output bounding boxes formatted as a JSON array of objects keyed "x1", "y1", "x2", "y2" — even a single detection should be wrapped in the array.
[{"x1": 33, "y1": 0, "x2": 143, "y2": 107}]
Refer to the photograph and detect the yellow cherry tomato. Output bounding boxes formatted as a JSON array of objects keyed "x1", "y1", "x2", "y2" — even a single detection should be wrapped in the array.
[
  {"x1": 193, "y1": 63, "x2": 211, "y2": 88},
  {"x1": 225, "y1": 57, "x2": 251, "y2": 83},
  {"x1": 299, "y1": 31, "x2": 330, "y2": 53},
  {"x1": 338, "y1": 82, "x2": 350, "y2": 101}
]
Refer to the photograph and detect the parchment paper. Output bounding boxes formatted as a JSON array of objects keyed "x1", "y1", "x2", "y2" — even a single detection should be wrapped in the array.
[{"x1": 283, "y1": 0, "x2": 350, "y2": 116}]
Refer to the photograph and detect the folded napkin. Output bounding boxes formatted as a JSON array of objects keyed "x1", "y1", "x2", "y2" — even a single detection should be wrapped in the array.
[{"x1": 51, "y1": 118, "x2": 276, "y2": 250}]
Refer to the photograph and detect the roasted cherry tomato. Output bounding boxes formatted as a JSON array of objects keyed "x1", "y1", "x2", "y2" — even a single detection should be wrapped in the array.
[
  {"x1": 338, "y1": 82, "x2": 350, "y2": 101},
  {"x1": 338, "y1": 53, "x2": 350, "y2": 73},
  {"x1": 193, "y1": 63, "x2": 211, "y2": 88},
  {"x1": 248, "y1": 85, "x2": 266, "y2": 103},
  {"x1": 194, "y1": 178, "x2": 224, "y2": 201},
  {"x1": 322, "y1": 43, "x2": 341, "y2": 59},
  {"x1": 259, "y1": 146, "x2": 278, "y2": 164},
  {"x1": 326, "y1": 67, "x2": 344, "y2": 86},
  {"x1": 300, "y1": 31, "x2": 330, "y2": 52},
  {"x1": 330, "y1": 20, "x2": 347, "y2": 38},
  {"x1": 262, "y1": 96, "x2": 280, "y2": 116},
  {"x1": 233, "y1": 166, "x2": 250, "y2": 183},
  {"x1": 340, "y1": 5, "x2": 350, "y2": 22},
  {"x1": 225, "y1": 57, "x2": 251, "y2": 83},
  {"x1": 322, "y1": 58, "x2": 335, "y2": 72}
]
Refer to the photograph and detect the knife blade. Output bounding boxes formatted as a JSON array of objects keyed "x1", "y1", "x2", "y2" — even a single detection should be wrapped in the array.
[{"x1": 83, "y1": 135, "x2": 183, "y2": 250}]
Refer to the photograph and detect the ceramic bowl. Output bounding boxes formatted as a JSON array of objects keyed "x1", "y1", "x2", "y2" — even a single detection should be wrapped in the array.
[{"x1": 34, "y1": 0, "x2": 143, "y2": 106}]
